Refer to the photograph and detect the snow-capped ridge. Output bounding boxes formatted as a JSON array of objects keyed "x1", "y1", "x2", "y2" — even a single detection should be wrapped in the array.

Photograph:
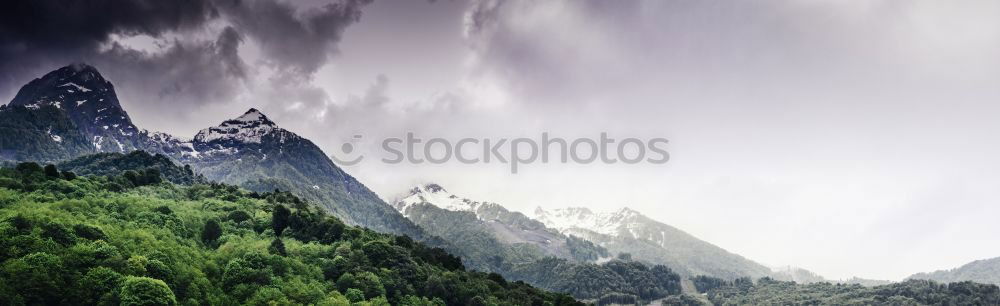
[
  {"x1": 533, "y1": 206, "x2": 645, "y2": 237},
  {"x1": 193, "y1": 108, "x2": 279, "y2": 144},
  {"x1": 396, "y1": 183, "x2": 481, "y2": 214}
]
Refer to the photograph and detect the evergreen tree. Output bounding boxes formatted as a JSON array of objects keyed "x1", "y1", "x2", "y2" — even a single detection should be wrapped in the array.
[
  {"x1": 201, "y1": 219, "x2": 222, "y2": 246},
  {"x1": 272, "y1": 204, "x2": 291, "y2": 236},
  {"x1": 269, "y1": 238, "x2": 287, "y2": 256},
  {"x1": 43, "y1": 164, "x2": 60, "y2": 178}
]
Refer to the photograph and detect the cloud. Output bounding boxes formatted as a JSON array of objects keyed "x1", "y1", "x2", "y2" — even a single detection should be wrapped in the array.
[
  {"x1": 89, "y1": 28, "x2": 248, "y2": 117},
  {"x1": 0, "y1": 0, "x2": 373, "y2": 128},
  {"x1": 0, "y1": 0, "x2": 217, "y2": 88},
  {"x1": 217, "y1": 0, "x2": 373, "y2": 79}
]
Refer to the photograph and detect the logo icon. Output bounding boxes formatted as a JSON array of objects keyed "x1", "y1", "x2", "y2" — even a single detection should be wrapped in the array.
[{"x1": 330, "y1": 135, "x2": 364, "y2": 166}]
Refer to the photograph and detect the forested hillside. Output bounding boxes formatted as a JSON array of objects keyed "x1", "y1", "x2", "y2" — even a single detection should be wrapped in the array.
[
  {"x1": 909, "y1": 257, "x2": 1000, "y2": 285},
  {"x1": 702, "y1": 277, "x2": 1000, "y2": 305},
  {"x1": 0, "y1": 160, "x2": 580, "y2": 305},
  {"x1": 58, "y1": 151, "x2": 205, "y2": 185}
]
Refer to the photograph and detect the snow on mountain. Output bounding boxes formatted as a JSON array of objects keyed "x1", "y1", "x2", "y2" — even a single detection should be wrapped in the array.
[
  {"x1": 394, "y1": 183, "x2": 610, "y2": 263},
  {"x1": 144, "y1": 131, "x2": 201, "y2": 158},
  {"x1": 533, "y1": 205, "x2": 778, "y2": 278},
  {"x1": 395, "y1": 183, "x2": 485, "y2": 214},
  {"x1": 193, "y1": 108, "x2": 278, "y2": 144},
  {"x1": 533, "y1": 206, "x2": 644, "y2": 238}
]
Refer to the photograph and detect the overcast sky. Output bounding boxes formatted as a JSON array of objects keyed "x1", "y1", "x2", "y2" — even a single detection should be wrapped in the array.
[{"x1": 4, "y1": 0, "x2": 1000, "y2": 281}]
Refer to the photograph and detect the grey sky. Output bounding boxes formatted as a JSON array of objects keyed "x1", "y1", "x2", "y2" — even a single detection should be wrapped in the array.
[{"x1": 3, "y1": 0, "x2": 1000, "y2": 280}]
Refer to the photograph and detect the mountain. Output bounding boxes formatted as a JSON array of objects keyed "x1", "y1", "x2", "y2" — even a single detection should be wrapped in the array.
[
  {"x1": 534, "y1": 206, "x2": 774, "y2": 279},
  {"x1": 158, "y1": 108, "x2": 427, "y2": 238},
  {"x1": 393, "y1": 184, "x2": 693, "y2": 302},
  {"x1": 3, "y1": 63, "x2": 144, "y2": 157},
  {"x1": 908, "y1": 257, "x2": 1000, "y2": 285},
  {"x1": 0, "y1": 102, "x2": 92, "y2": 162},
  {"x1": 393, "y1": 183, "x2": 608, "y2": 272},
  {"x1": 1, "y1": 63, "x2": 427, "y2": 241}
]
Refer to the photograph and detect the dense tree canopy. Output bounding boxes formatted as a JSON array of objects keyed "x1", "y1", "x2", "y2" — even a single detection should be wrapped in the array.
[
  {"x1": 706, "y1": 277, "x2": 1000, "y2": 305},
  {"x1": 0, "y1": 161, "x2": 581, "y2": 305}
]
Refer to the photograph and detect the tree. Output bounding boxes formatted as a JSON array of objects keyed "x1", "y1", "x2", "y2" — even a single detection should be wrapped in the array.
[
  {"x1": 123, "y1": 170, "x2": 141, "y2": 187},
  {"x1": 344, "y1": 288, "x2": 364, "y2": 303},
  {"x1": 78, "y1": 267, "x2": 125, "y2": 305},
  {"x1": 44, "y1": 164, "x2": 60, "y2": 178},
  {"x1": 143, "y1": 168, "x2": 162, "y2": 185},
  {"x1": 1, "y1": 252, "x2": 67, "y2": 305},
  {"x1": 269, "y1": 238, "x2": 287, "y2": 256},
  {"x1": 61, "y1": 170, "x2": 77, "y2": 180},
  {"x1": 15, "y1": 162, "x2": 42, "y2": 174},
  {"x1": 272, "y1": 205, "x2": 291, "y2": 236},
  {"x1": 201, "y1": 219, "x2": 222, "y2": 246},
  {"x1": 336, "y1": 273, "x2": 357, "y2": 292},
  {"x1": 119, "y1": 277, "x2": 177, "y2": 306},
  {"x1": 227, "y1": 210, "x2": 252, "y2": 223},
  {"x1": 354, "y1": 271, "x2": 386, "y2": 299}
]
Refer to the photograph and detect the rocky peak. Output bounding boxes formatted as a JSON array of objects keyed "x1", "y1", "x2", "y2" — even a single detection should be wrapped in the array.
[
  {"x1": 396, "y1": 183, "x2": 479, "y2": 213},
  {"x1": 193, "y1": 108, "x2": 280, "y2": 144},
  {"x1": 9, "y1": 63, "x2": 118, "y2": 108},
  {"x1": 6, "y1": 63, "x2": 140, "y2": 153},
  {"x1": 233, "y1": 108, "x2": 276, "y2": 126}
]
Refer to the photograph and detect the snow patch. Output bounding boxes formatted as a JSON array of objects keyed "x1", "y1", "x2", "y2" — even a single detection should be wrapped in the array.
[
  {"x1": 93, "y1": 136, "x2": 104, "y2": 150},
  {"x1": 58, "y1": 82, "x2": 92, "y2": 92},
  {"x1": 533, "y1": 207, "x2": 643, "y2": 237},
  {"x1": 47, "y1": 128, "x2": 62, "y2": 143}
]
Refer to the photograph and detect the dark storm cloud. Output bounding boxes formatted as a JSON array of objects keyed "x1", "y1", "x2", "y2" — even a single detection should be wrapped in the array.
[
  {"x1": 216, "y1": 26, "x2": 247, "y2": 78},
  {"x1": 0, "y1": 0, "x2": 218, "y2": 88},
  {"x1": 91, "y1": 28, "x2": 247, "y2": 108},
  {"x1": 217, "y1": 0, "x2": 373, "y2": 79},
  {"x1": 0, "y1": 0, "x2": 217, "y2": 51},
  {"x1": 0, "y1": 0, "x2": 373, "y2": 116}
]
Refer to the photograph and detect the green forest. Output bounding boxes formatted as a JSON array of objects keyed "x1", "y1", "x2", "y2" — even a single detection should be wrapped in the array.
[
  {"x1": 0, "y1": 158, "x2": 580, "y2": 306},
  {"x1": 3, "y1": 152, "x2": 1000, "y2": 306},
  {"x1": 695, "y1": 276, "x2": 1000, "y2": 305}
]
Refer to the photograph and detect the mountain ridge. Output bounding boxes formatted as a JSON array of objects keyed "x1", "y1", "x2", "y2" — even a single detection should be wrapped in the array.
[
  {"x1": 908, "y1": 257, "x2": 1000, "y2": 285},
  {"x1": 395, "y1": 183, "x2": 609, "y2": 266},
  {"x1": 533, "y1": 205, "x2": 774, "y2": 279},
  {"x1": 1, "y1": 63, "x2": 429, "y2": 241}
]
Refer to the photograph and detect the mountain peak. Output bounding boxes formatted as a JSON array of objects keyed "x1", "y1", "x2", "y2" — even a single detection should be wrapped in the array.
[
  {"x1": 9, "y1": 63, "x2": 117, "y2": 107},
  {"x1": 407, "y1": 183, "x2": 448, "y2": 196},
  {"x1": 5, "y1": 63, "x2": 141, "y2": 153},
  {"x1": 423, "y1": 183, "x2": 447, "y2": 193},
  {"x1": 193, "y1": 108, "x2": 280, "y2": 144},
  {"x1": 53, "y1": 62, "x2": 104, "y2": 84},
  {"x1": 397, "y1": 183, "x2": 477, "y2": 213},
  {"x1": 233, "y1": 108, "x2": 276, "y2": 125}
]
